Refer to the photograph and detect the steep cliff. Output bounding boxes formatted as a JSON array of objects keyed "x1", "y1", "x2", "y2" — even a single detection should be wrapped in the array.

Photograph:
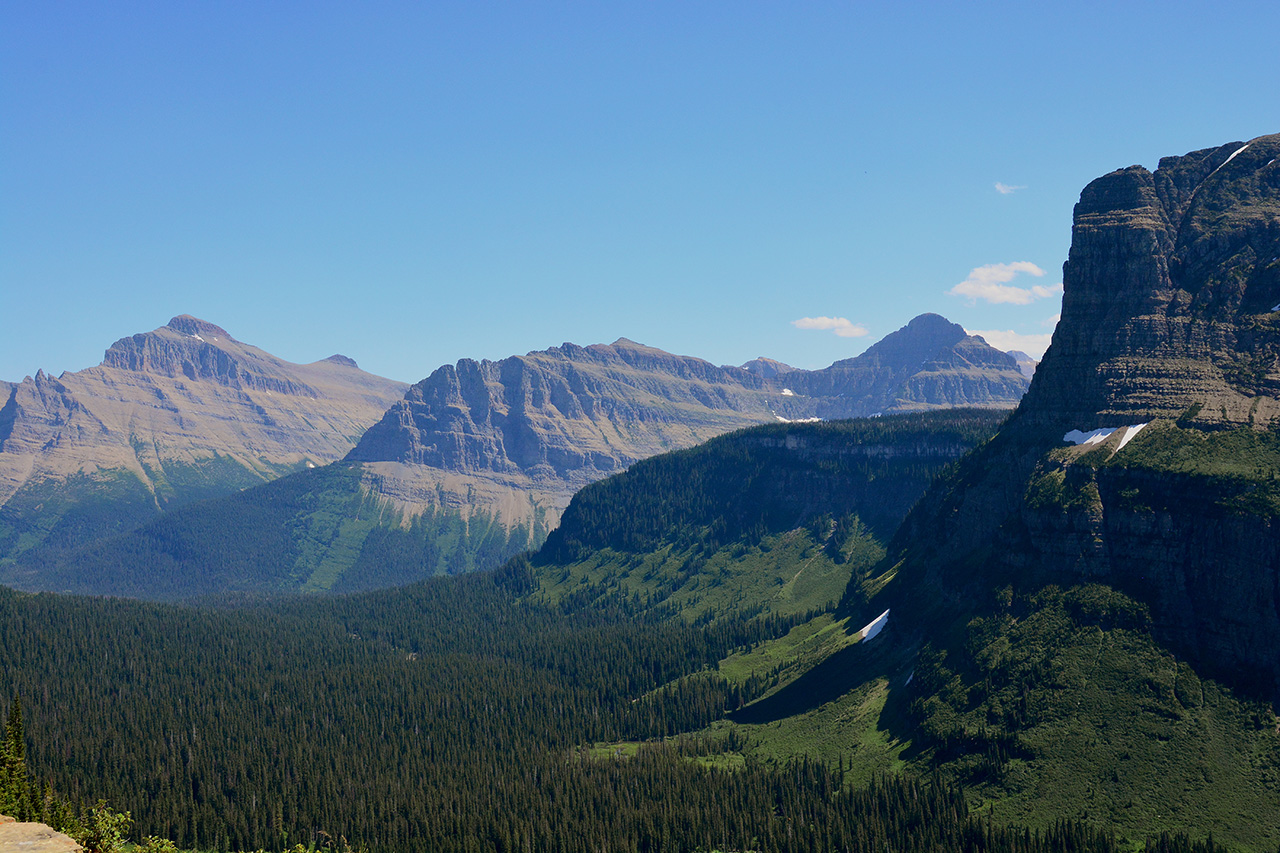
[
  {"x1": 884, "y1": 133, "x2": 1280, "y2": 699},
  {"x1": 346, "y1": 318, "x2": 1028, "y2": 536},
  {"x1": 0, "y1": 315, "x2": 407, "y2": 566}
]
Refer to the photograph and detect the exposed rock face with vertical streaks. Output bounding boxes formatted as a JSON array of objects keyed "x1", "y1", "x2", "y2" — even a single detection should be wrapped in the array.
[
  {"x1": 886, "y1": 133, "x2": 1280, "y2": 699},
  {"x1": 0, "y1": 316, "x2": 407, "y2": 565},
  {"x1": 344, "y1": 326, "x2": 1028, "y2": 532}
]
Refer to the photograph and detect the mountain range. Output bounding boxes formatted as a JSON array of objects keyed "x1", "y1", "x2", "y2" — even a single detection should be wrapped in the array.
[
  {"x1": 0, "y1": 134, "x2": 1277, "y2": 852},
  {"x1": 1, "y1": 311, "x2": 1028, "y2": 595}
]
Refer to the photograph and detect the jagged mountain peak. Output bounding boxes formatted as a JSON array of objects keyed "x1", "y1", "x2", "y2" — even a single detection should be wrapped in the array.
[
  {"x1": 885, "y1": 133, "x2": 1280, "y2": 702},
  {"x1": 839, "y1": 312, "x2": 968, "y2": 368},
  {"x1": 739, "y1": 357, "x2": 795, "y2": 379},
  {"x1": 0, "y1": 315, "x2": 408, "y2": 562}
]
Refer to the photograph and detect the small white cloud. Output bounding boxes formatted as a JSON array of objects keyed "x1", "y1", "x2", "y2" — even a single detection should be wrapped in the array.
[
  {"x1": 1041, "y1": 313, "x2": 1061, "y2": 327},
  {"x1": 949, "y1": 262, "x2": 1061, "y2": 305},
  {"x1": 966, "y1": 328, "x2": 1055, "y2": 359},
  {"x1": 995, "y1": 182, "x2": 1027, "y2": 195},
  {"x1": 792, "y1": 316, "x2": 869, "y2": 338}
]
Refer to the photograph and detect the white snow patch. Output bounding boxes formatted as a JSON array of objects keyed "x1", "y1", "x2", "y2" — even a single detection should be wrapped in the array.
[
  {"x1": 774, "y1": 415, "x2": 822, "y2": 423},
  {"x1": 1064, "y1": 424, "x2": 1148, "y2": 450},
  {"x1": 1208, "y1": 143, "x2": 1251, "y2": 178},
  {"x1": 1271, "y1": 303, "x2": 1280, "y2": 312},
  {"x1": 1063, "y1": 427, "x2": 1117, "y2": 446},
  {"x1": 781, "y1": 388, "x2": 795, "y2": 396},
  {"x1": 191, "y1": 334, "x2": 205, "y2": 343},
  {"x1": 306, "y1": 461, "x2": 316, "y2": 469},
  {"x1": 1115, "y1": 423, "x2": 1148, "y2": 451},
  {"x1": 858, "y1": 609, "x2": 890, "y2": 642},
  {"x1": 904, "y1": 670, "x2": 914, "y2": 686},
  {"x1": 1267, "y1": 159, "x2": 1276, "y2": 168}
]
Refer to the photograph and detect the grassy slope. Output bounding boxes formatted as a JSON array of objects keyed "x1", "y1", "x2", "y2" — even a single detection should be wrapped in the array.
[
  {"x1": 535, "y1": 527, "x2": 878, "y2": 623},
  {"x1": 10, "y1": 464, "x2": 537, "y2": 600},
  {"x1": 554, "y1": 417, "x2": 1280, "y2": 850}
]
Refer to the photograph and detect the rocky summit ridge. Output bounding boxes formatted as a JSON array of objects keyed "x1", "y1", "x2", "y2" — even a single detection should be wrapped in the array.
[
  {"x1": 343, "y1": 319, "x2": 1028, "y2": 534},
  {"x1": 0, "y1": 315, "x2": 407, "y2": 564}
]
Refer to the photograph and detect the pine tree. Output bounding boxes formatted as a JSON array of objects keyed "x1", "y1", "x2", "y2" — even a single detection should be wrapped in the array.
[{"x1": 1, "y1": 695, "x2": 32, "y2": 819}]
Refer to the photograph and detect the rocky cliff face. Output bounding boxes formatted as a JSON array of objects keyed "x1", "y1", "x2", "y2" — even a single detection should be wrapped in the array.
[
  {"x1": 345, "y1": 338, "x2": 784, "y2": 530},
  {"x1": 0, "y1": 316, "x2": 407, "y2": 563},
  {"x1": 888, "y1": 133, "x2": 1280, "y2": 698},
  {"x1": 344, "y1": 325, "x2": 1028, "y2": 533},
  {"x1": 1019, "y1": 136, "x2": 1280, "y2": 429}
]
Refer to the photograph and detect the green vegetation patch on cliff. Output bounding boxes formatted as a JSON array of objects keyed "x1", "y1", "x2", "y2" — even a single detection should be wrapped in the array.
[
  {"x1": 903, "y1": 583, "x2": 1280, "y2": 850},
  {"x1": 541, "y1": 409, "x2": 1006, "y2": 563}
]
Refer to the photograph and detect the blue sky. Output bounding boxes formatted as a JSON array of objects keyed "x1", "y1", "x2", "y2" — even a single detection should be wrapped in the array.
[{"x1": 2, "y1": 1, "x2": 1277, "y2": 384}]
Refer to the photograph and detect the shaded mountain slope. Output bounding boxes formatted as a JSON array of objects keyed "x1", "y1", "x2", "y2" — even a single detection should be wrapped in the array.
[
  {"x1": 18, "y1": 411, "x2": 1003, "y2": 601},
  {"x1": 694, "y1": 134, "x2": 1280, "y2": 845},
  {"x1": 879, "y1": 133, "x2": 1280, "y2": 699},
  {"x1": 2, "y1": 319, "x2": 1027, "y2": 600},
  {"x1": 531, "y1": 410, "x2": 1007, "y2": 622}
]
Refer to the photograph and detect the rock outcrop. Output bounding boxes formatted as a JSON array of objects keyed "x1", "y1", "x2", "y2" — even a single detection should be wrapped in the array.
[
  {"x1": 887, "y1": 133, "x2": 1280, "y2": 698},
  {"x1": 0, "y1": 815, "x2": 81, "y2": 852},
  {"x1": 739, "y1": 357, "x2": 795, "y2": 379},
  {"x1": 0, "y1": 315, "x2": 407, "y2": 563}
]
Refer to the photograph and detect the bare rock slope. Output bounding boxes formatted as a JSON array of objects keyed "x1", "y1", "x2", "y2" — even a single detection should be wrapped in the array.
[
  {"x1": 345, "y1": 322, "x2": 1028, "y2": 533},
  {"x1": 0, "y1": 316, "x2": 407, "y2": 561},
  {"x1": 0, "y1": 815, "x2": 81, "y2": 852}
]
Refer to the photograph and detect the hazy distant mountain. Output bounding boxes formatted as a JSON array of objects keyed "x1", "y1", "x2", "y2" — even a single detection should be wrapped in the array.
[
  {"x1": 0, "y1": 315, "x2": 407, "y2": 566},
  {"x1": 1006, "y1": 349, "x2": 1038, "y2": 378},
  {"x1": 738, "y1": 356, "x2": 795, "y2": 379},
  {"x1": 346, "y1": 321, "x2": 1028, "y2": 538},
  {"x1": 779, "y1": 313, "x2": 1030, "y2": 417}
]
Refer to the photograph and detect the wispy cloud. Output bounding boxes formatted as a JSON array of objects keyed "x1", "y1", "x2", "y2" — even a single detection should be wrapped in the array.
[
  {"x1": 792, "y1": 316, "x2": 869, "y2": 338},
  {"x1": 995, "y1": 182, "x2": 1027, "y2": 195},
  {"x1": 949, "y1": 262, "x2": 1061, "y2": 305},
  {"x1": 966, "y1": 329, "x2": 1054, "y2": 359}
]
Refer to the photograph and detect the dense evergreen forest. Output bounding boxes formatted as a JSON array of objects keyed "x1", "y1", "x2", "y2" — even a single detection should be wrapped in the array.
[
  {"x1": 0, "y1": 413, "x2": 1271, "y2": 851},
  {"x1": 0, "y1": 580, "x2": 1243, "y2": 853},
  {"x1": 542, "y1": 409, "x2": 1006, "y2": 562}
]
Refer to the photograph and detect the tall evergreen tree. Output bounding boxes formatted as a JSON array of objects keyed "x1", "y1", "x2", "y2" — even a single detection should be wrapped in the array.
[{"x1": 1, "y1": 694, "x2": 32, "y2": 819}]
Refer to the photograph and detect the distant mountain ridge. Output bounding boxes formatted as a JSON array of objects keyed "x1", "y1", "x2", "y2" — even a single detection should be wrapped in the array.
[
  {"x1": 0, "y1": 315, "x2": 408, "y2": 566},
  {"x1": 345, "y1": 314, "x2": 1029, "y2": 535},
  {"x1": 2, "y1": 313, "x2": 1029, "y2": 598}
]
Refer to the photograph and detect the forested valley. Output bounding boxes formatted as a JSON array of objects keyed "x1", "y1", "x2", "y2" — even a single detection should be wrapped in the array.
[{"x1": 0, "y1": 412, "x2": 1264, "y2": 852}]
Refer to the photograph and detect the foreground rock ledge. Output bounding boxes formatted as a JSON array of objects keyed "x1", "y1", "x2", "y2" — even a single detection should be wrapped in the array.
[{"x1": 0, "y1": 815, "x2": 83, "y2": 852}]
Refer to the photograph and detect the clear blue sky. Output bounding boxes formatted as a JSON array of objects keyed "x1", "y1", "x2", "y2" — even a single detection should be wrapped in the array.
[{"x1": 3, "y1": 1, "x2": 1277, "y2": 384}]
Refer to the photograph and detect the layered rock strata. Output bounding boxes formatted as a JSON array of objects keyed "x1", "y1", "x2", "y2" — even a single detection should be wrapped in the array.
[
  {"x1": 345, "y1": 325, "x2": 1028, "y2": 531},
  {"x1": 0, "y1": 316, "x2": 407, "y2": 559},
  {"x1": 889, "y1": 133, "x2": 1280, "y2": 698}
]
